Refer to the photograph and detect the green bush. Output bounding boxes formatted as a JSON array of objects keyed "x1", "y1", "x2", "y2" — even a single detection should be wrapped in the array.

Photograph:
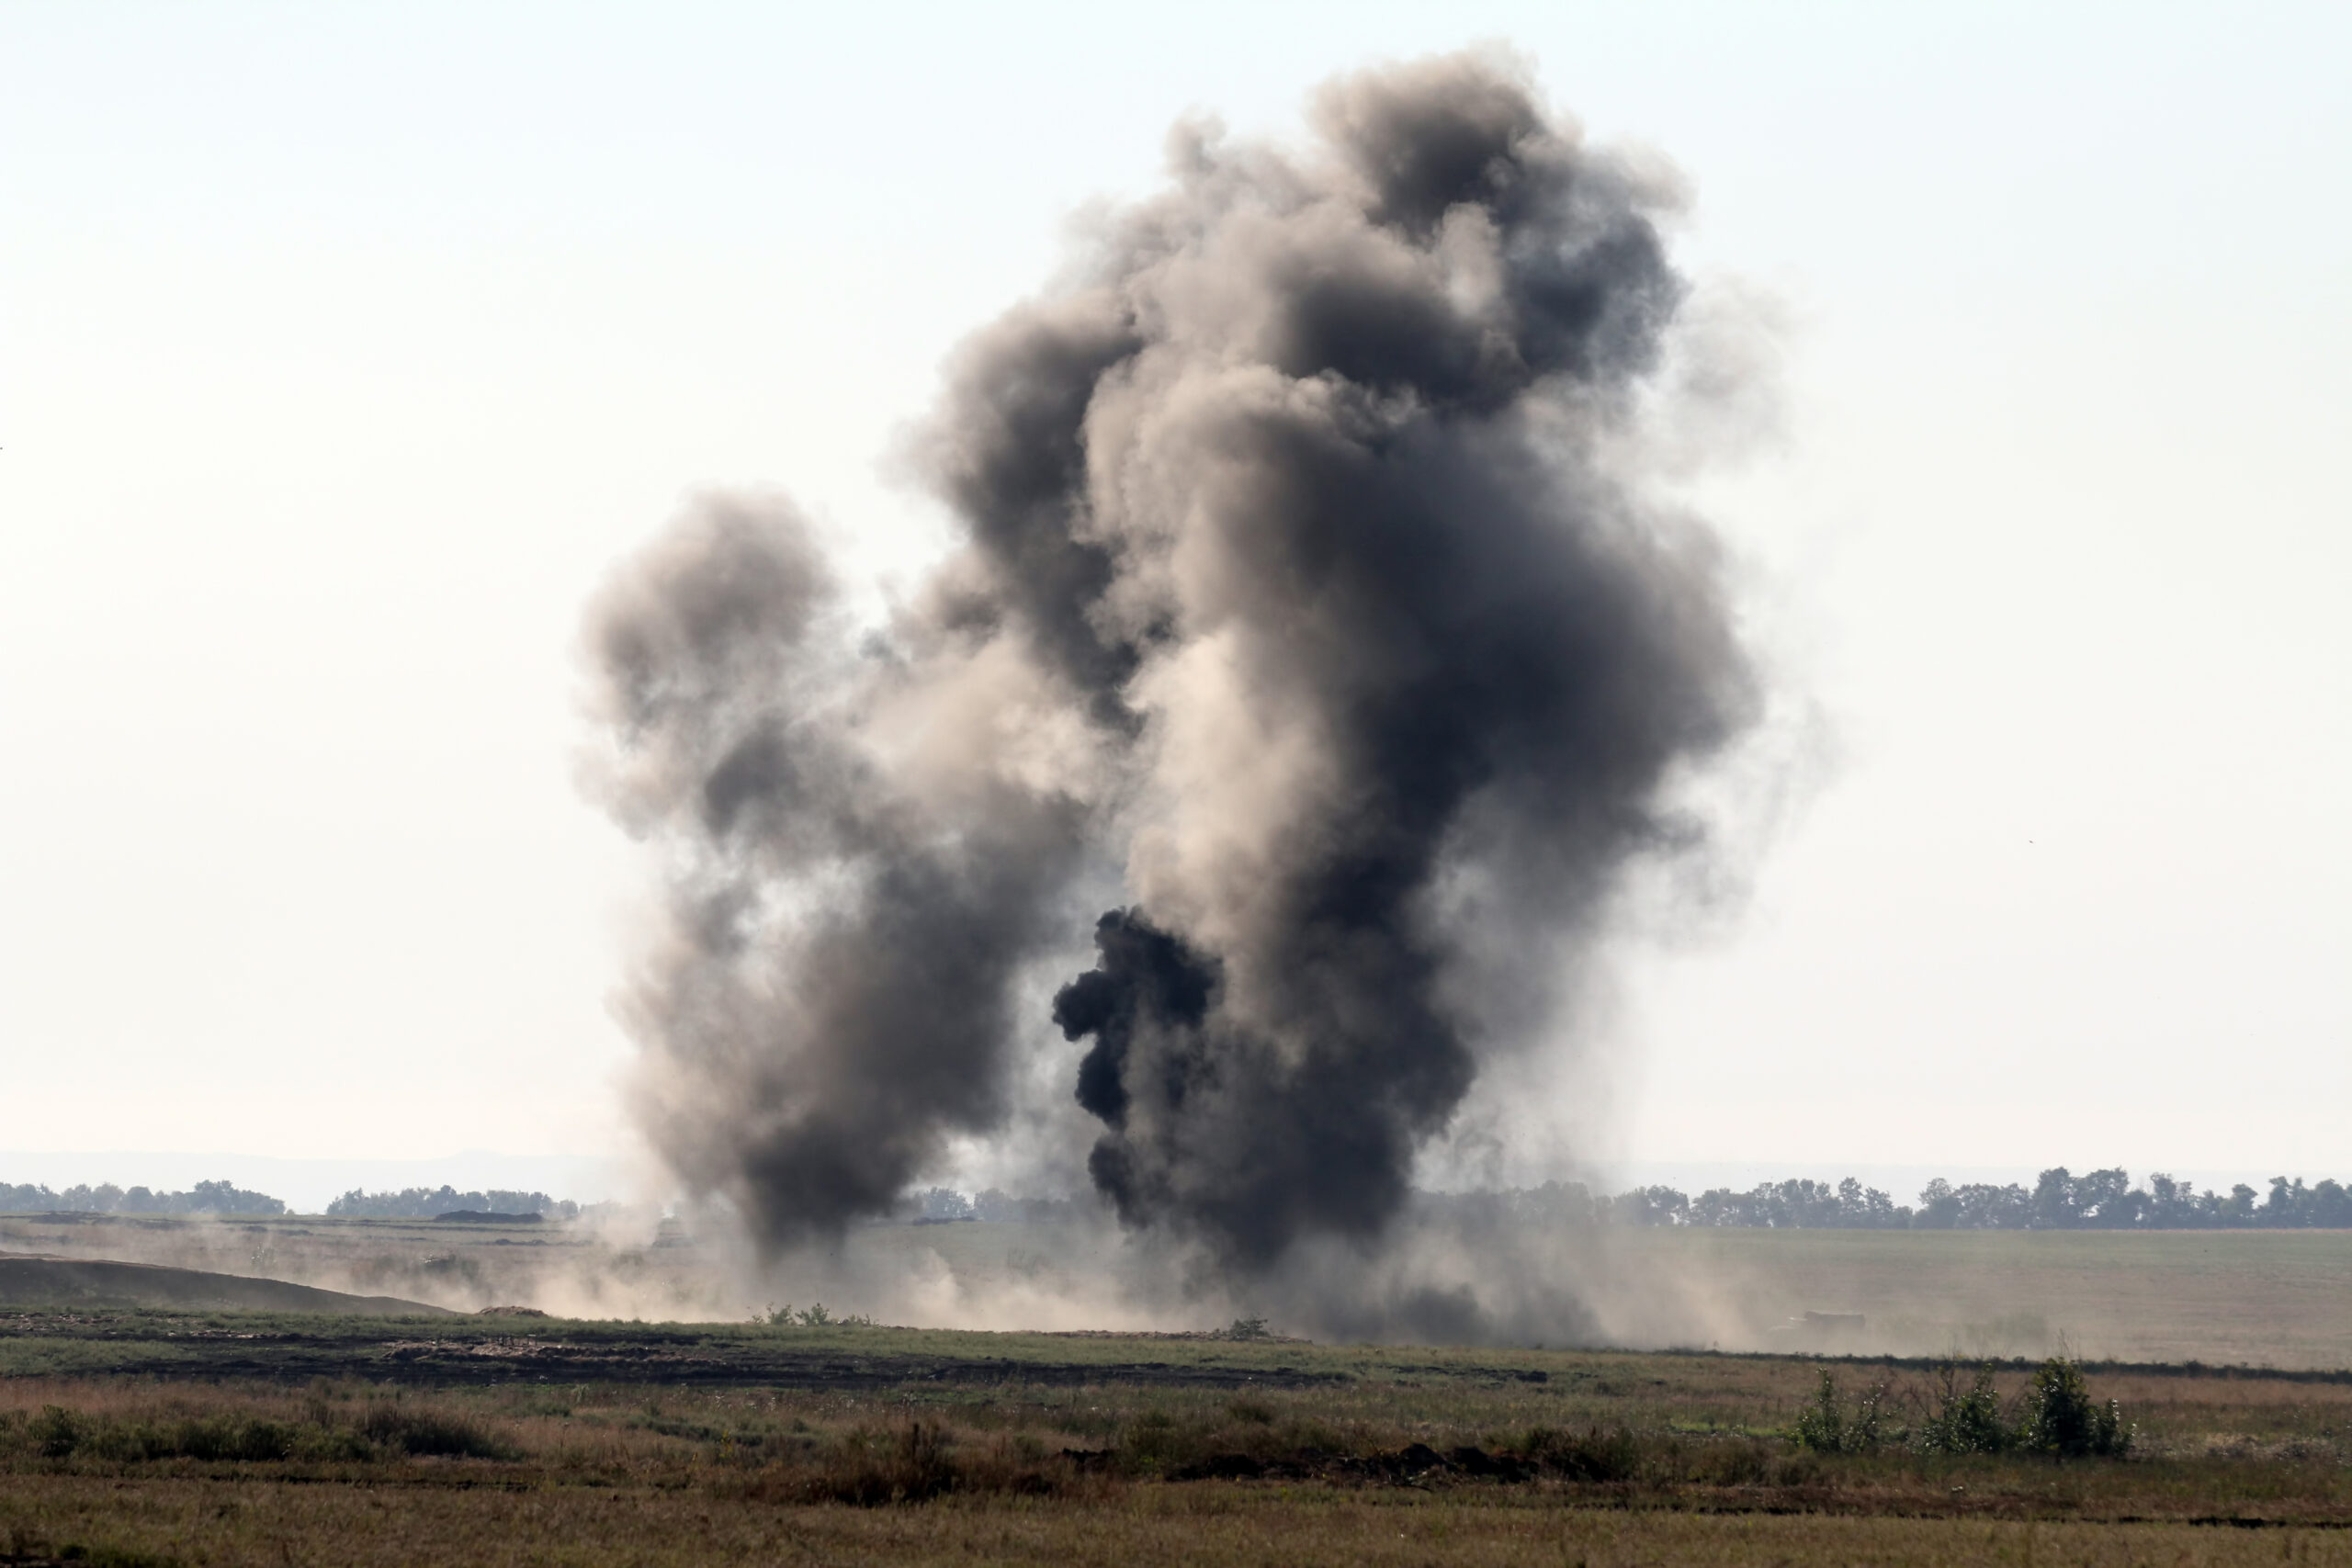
[
  {"x1": 761, "y1": 1302, "x2": 876, "y2": 1328},
  {"x1": 2016, "y1": 1357, "x2": 2132, "y2": 1457},
  {"x1": 32, "y1": 1405, "x2": 81, "y2": 1459},
  {"x1": 175, "y1": 1416, "x2": 297, "y2": 1462},
  {"x1": 804, "y1": 1421, "x2": 957, "y2": 1504},
  {"x1": 1792, "y1": 1371, "x2": 1888, "y2": 1453},
  {"x1": 1518, "y1": 1425, "x2": 1641, "y2": 1482},
  {"x1": 1120, "y1": 1409, "x2": 1184, "y2": 1466},
  {"x1": 1902, "y1": 1358, "x2": 2132, "y2": 1458},
  {"x1": 1912, "y1": 1362, "x2": 2010, "y2": 1455},
  {"x1": 357, "y1": 1403, "x2": 516, "y2": 1460},
  {"x1": 24, "y1": 1407, "x2": 304, "y2": 1464}
]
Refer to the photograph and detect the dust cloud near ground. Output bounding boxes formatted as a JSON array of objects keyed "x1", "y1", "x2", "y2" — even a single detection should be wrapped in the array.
[{"x1": 5, "y1": 1212, "x2": 2346, "y2": 1371}]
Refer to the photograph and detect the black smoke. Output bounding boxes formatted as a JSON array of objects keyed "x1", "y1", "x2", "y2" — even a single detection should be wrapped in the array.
[
  {"x1": 1052, "y1": 909, "x2": 1217, "y2": 1131},
  {"x1": 585, "y1": 50, "x2": 1760, "y2": 1276}
]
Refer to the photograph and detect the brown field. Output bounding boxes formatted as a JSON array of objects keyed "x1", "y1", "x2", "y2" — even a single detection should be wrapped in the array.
[
  {"x1": 8, "y1": 1479, "x2": 2352, "y2": 1568},
  {"x1": 1599, "y1": 1226, "x2": 2352, "y2": 1367},
  {"x1": 0, "y1": 1303, "x2": 2348, "y2": 1565},
  {"x1": 6, "y1": 1212, "x2": 2349, "y2": 1368},
  {"x1": 3, "y1": 1216, "x2": 2348, "y2": 1563},
  {"x1": 0, "y1": 1255, "x2": 447, "y2": 1316}
]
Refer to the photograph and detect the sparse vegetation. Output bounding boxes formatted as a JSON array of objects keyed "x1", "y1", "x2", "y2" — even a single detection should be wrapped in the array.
[
  {"x1": 1791, "y1": 1370, "x2": 1889, "y2": 1453},
  {"x1": 0, "y1": 1391, "x2": 515, "y2": 1466},
  {"x1": 0, "y1": 1310, "x2": 2342, "y2": 1565},
  {"x1": 0, "y1": 1212, "x2": 2344, "y2": 1563},
  {"x1": 761, "y1": 1302, "x2": 877, "y2": 1328},
  {"x1": 1791, "y1": 1357, "x2": 2132, "y2": 1459},
  {"x1": 1913, "y1": 1359, "x2": 2013, "y2": 1454},
  {"x1": 355, "y1": 1398, "x2": 518, "y2": 1460},
  {"x1": 2016, "y1": 1355, "x2": 2134, "y2": 1456}
]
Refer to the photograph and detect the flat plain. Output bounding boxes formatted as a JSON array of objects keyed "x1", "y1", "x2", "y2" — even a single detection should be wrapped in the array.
[
  {"x1": 3, "y1": 1213, "x2": 2348, "y2": 1564},
  {"x1": 2, "y1": 1310, "x2": 2351, "y2": 1565},
  {"x1": 6, "y1": 1210, "x2": 2349, "y2": 1365}
]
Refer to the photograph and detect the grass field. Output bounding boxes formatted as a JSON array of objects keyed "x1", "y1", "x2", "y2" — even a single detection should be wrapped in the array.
[
  {"x1": 9, "y1": 1478, "x2": 2352, "y2": 1568},
  {"x1": 6, "y1": 1211, "x2": 2349, "y2": 1367},
  {"x1": 18, "y1": 1213, "x2": 2352, "y2": 1363},
  {"x1": 4, "y1": 1215, "x2": 2348, "y2": 1562},
  {"x1": 1601, "y1": 1226, "x2": 2352, "y2": 1367},
  {"x1": 0, "y1": 1307, "x2": 2349, "y2": 1564}
]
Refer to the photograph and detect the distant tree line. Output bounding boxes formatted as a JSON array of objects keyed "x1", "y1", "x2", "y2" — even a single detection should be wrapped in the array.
[
  {"x1": 1414, "y1": 1168, "x2": 2352, "y2": 1230},
  {"x1": 0, "y1": 1180, "x2": 597, "y2": 1221},
  {"x1": 324, "y1": 1187, "x2": 579, "y2": 1220},
  {"x1": 0, "y1": 1179, "x2": 285, "y2": 1217},
  {"x1": 21, "y1": 1168, "x2": 2345, "y2": 1231}
]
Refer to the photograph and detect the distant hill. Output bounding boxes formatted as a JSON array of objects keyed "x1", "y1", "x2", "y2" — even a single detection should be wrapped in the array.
[{"x1": 0, "y1": 1255, "x2": 452, "y2": 1316}]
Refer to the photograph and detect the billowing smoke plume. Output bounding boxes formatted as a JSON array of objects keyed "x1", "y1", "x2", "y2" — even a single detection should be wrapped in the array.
[{"x1": 585, "y1": 51, "x2": 1759, "y2": 1274}]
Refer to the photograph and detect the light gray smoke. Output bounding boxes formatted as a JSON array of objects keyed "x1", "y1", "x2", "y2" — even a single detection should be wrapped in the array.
[{"x1": 584, "y1": 50, "x2": 1761, "y2": 1288}]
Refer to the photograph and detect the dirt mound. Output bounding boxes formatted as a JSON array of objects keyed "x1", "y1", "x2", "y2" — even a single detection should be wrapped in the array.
[{"x1": 0, "y1": 1254, "x2": 452, "y2": 1316}]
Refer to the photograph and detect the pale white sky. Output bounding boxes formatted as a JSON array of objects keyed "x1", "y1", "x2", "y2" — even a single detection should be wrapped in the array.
[{"x1": 1, "y1": 2, "x2": 2345, "y2": 1193}]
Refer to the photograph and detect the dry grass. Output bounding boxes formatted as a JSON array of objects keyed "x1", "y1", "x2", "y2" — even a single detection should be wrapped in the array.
[
  {"x1": 1618, "y1": 1227, "x2": 2352, "y2": 1366},
  {"x1": 4, "y1": 1224, "x2": 2351, "y2": 1564},
  {"x1": 0, "y1": 1354, "x2": 2346, "y2": 1523},
  {"x1": 6, "y1": 1476, "x2": 2352, "y2": 1568},
  {"x1": 10, "y1": 1213, "x2": 2352, "y2": 1369}
]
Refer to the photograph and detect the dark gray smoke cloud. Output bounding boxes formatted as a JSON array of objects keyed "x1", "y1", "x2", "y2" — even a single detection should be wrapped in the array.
[
  {"x1": 585, "y1": 50, "x2": 1759, "y2": 1275},
  {"x1": 582, "y1": 496, "x2": 1091, "y2": 1242}
]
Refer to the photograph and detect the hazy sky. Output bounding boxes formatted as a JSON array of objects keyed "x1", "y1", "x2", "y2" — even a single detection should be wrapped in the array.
[{"x1": 3, "y1": 2, "x2": 2346, "y2": 1188}]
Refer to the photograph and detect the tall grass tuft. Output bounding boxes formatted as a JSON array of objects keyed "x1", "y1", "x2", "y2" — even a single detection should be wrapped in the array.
[
  {"x1": 800, "y1": 1420, "x2": 959, "y2": 1505},
  {"x1": 357, "y1": 1402, "x2": 517, "y2": 1460},
  {"x1": 1516, "y1": 1425, "x2": 1642, "y2": 1481}
]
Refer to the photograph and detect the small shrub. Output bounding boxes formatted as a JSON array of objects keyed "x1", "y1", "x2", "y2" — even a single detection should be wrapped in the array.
[
  {"x1": 805, "y1": 1421, "x2": 957, "y2": 1504},
  {"x1": 2015, "y1": 1357, "x2": 2132, "y2": 1457},
  {"x1": 292, "y1": 1425, "x2": 377, "y2": 1462},
  {"x1": 17, "y1": 1407, "x2": 311, "y2": 1465},
  {"x1": 175, "y1": 1416, "x2": 296, "y2": 1462},
  {"x1": 33, "y1": 1405, "x2": 80, "y2": 1459},
  {"x1": 763, "y1": 1302, "x2": 877, "y2": 1328},
  {"x1": 1121, "y1": 1409, "x2": 1185, "y2": 1466},
  {"x1": 1913, "y1": 1362, "x2": 2009, "y2": 1455},
  {"x1": 1518, "y1": 1425, "x2": 1641, "y2": 1482},
  {"x1": 1792, "y1": 1371, "x2": 1889, "y2": 1453},
  {"x1": 358, "y1": 1403, "x2": 515, "y2": 1460},
  {"x1": 84, "y1": 1424, "x2": 169, "y2": 1464},
  {"x1": 892, "y1": 1419, "x2": 956, "y2": 1498}
]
